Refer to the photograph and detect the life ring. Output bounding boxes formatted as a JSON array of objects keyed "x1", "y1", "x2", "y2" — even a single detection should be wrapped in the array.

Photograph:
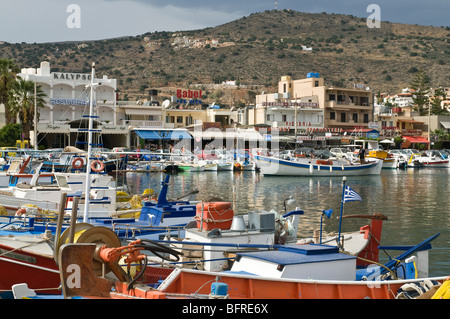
[
  {"x1": 72, "y1": 157, "x2": 84, "y2": 169},
  {"x1": 91, "y1": 160, "x2": 105, "y2": 172},
  {"x1": 15, "y1": 208, "x2": 27, "y2": 217}
]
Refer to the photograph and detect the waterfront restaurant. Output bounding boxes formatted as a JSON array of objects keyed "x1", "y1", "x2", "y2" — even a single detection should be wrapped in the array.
[{"x1": 17, "y1": 61, "x2": 128, "y2": 149}]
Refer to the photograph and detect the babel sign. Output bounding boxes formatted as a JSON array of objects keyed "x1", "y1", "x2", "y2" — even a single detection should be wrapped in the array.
[{"x1": 177, "y1": 89, "x2": 202, "y2": 99}]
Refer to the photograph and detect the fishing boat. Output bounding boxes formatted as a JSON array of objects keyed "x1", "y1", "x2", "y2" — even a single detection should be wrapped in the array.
[
  {"x1": 350, "y1": 140, "x2": 397, "y2": 169},
  {"x1": 50, "y1": 219, "x2": 445, "y2": 300},
  {"x1": 10, "y1": 176, "x2": 449, "y2": 299},
  {"x1": 39, "y1": 146, "x2": 122, "y2": 174},
  {"x1": 0, "y1": 171, "x2": 117, "y2": 216},
  {"x1": 0, "y1": 156, "x2": 54, "y2": 188},
  {"x1": 234, "y1": 161, "x2": 256, "y2": 171},
  {"x1": 254, "y1": 154, "x2": 382, "y2": 176},
  {"x1": 216, "y1": 162, "x2": 233, "y2": 171},
  {"x1": 0, "y1": 173, "x2": 199, "y2": 297},
  {"x1": 418, "y1": 150, "x2": 449, "y2": 168}
]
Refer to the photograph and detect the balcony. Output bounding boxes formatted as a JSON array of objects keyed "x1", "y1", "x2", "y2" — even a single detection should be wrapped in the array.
[
  {"x1": 122, "y1": 120, "x2": 164, "y2": 128},
  {"x1": 326, "y1": 101, "x2": 372, "y2": 111}
]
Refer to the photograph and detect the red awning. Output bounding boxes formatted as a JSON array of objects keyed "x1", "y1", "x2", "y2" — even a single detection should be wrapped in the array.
[{"x1": 403, "y1": 136, "x2": 430, "y2": 144}]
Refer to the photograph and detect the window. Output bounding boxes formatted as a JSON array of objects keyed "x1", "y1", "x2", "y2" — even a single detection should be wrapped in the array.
[
  {"x1": 329, "y1": 94, "x2": 336, "y2": 101},
  {"x1": 186, "y1": 116, "x2": 193, "y2": 126},
  {"x1": 166, "y1": 116, "x2": 175, "y2": 123},
  {"x1": 330, "y1": 112, "x2": 335, "y2": 120},
  {"x1": 283, "y1": 84, "x2": 287, "y2": 93},
  {"x1": 353, "y1": 113, "x2": 358, "y2": 123},
  {"x1": 340, "y1": 113, "x2": 346, "y2": 122},
  {"x1": 361, "y1": 96, "x2": 369, "y2": 106},
  {"x1": 315, "y1": 81, "x2": 319, "y2": 87},
  {"x1": 177, "y1": 116, "x2": 183, "y2": 124},
  {"x1": 282, "y1": 114, "x2": 287, "y2": 122},
  {"x1": 364, "y1": 114, "x2": 369, "y2": 123}
]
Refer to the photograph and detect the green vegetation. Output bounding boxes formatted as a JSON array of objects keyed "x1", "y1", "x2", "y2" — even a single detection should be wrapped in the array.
[{"x1": 0, "y1": 10, "x2": 448, "y2": 103}]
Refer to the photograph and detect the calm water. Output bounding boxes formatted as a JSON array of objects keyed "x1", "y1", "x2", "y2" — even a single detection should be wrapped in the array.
[{"x1": 121, "y1": 168, "x2": 450, "y2": 277}]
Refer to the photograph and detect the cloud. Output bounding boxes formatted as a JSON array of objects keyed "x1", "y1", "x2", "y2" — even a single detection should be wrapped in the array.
[{"x1": 0, "y1": 0, "x2": 244, "y2": 43}]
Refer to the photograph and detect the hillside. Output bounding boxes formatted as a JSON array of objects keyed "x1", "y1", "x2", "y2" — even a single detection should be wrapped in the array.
[{"x1": 1, "y1": 10, "x2": 449, "y2": 105}]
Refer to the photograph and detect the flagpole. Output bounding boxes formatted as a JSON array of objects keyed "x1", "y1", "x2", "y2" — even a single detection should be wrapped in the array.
[{"x1": 338, "y1": 176, "x2": 347, "y2": 246}]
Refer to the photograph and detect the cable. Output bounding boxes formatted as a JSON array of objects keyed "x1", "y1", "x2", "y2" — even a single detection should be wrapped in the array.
[
  {"x1": 138, "y1": 239, "x2": 181, "y2": 262},
  {"x1": 127, "y1": 257, "x2": 148, "y2": 291}
]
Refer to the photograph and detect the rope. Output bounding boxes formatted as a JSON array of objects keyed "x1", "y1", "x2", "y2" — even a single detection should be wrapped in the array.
[
  {"x1": 0, "y1": 286, "x2": 61, "y2": 293},
  {"x1": 195, "y1": 204, "x2": 234, "y2": 224},
  {"x1": 339, "y1": 250, "x2": 398, "y2": 280},
  {"x1": 0, "y1": 238, "x2": 50, "y2": 258}
]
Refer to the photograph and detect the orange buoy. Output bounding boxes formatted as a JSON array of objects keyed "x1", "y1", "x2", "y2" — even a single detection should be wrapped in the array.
[
  {"x1": 91, "y1": 160, "x2": 105, "y2": 172},
  {"x1": 72, "y1": 157, "x2": 84, "y2": 170},
  {"x1": 15, "y1": 208, "x2": 27, "y2": 217}
]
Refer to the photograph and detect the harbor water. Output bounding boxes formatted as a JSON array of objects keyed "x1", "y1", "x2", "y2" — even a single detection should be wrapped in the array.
[{"x1": 121, "y1": 168, "x2": 450, "y2": 277}]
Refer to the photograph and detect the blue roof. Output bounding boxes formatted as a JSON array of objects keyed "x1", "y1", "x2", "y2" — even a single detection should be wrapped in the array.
[{"x1": 236, "y1": 244, "x2": 355, "y2": 266}]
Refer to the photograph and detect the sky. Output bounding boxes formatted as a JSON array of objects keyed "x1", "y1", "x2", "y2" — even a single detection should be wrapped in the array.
[{"x1": 0, "y1": 0, "x2": 449, "y2": 43}]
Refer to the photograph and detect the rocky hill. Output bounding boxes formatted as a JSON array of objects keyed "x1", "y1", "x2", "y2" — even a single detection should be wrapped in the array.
[{"x1": 1, "y1": 9, "x2": 449, "y2": 105}]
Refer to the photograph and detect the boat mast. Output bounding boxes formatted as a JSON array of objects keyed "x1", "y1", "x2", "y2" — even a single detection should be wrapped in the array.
[{"x1": 83, "y1": 62, "x2": 97, "y2": 222}]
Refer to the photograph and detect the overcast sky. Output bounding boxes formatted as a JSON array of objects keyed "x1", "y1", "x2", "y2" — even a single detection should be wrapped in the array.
[{"x1": 1, "y1": 0, "x2": 449, "y2": 43}]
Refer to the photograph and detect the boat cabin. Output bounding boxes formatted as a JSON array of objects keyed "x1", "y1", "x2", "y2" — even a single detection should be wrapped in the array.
[{"x1": 230, "y1": 244, "x2": 356, "y2": 281}]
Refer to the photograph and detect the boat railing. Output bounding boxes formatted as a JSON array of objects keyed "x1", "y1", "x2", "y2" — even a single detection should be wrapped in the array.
[{"x1": 111, "y1": 223, "x2": 186, "y2": 239}]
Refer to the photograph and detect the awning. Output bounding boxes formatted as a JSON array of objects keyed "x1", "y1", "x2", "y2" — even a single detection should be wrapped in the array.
[
  {"x1": 440, "y1": 122, "x2": 450, "y2": 129},
  {"x1": 397, "y1": 119, "x2": 424, "y2": 124},
  {"x1": 134, "y1": 129, "x2": 192, "y2": 140},
  {"x1": 403, "y1": 136, "x2": 430, "y2": 144}
]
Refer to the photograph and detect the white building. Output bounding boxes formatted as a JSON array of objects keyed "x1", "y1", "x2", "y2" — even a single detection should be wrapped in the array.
[{"x1": 18, "y1": 61, "x2": 129, "y2": 149}]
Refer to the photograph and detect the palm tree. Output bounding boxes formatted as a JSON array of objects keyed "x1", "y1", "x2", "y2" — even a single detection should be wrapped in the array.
[
  {"x1": 0, "y1": 58, "x2": 20, "y2": 124},
  {"x1": 6, "y1": 77, "x2": 47, "y2": 142}
]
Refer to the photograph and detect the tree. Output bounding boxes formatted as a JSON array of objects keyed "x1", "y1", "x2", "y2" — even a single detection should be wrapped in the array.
[
  {"x1": 430, "y1": 87, "x2": 448, "y2": 115},
  {"x1": 432, "y1": 128, "x2": 448, "y2": 142},
  {"x1": 6, "y1": 77, "x2": 47, "y2": 142},
  {"x1": 0, "y1": 58, "x2": 20, "y2": 124},
  {"x1": 409, "y1": 68, "x2": 430, "y2": 115},
  {"x1": 0, "y1": 123, "x2": 21, "y2": 147}
]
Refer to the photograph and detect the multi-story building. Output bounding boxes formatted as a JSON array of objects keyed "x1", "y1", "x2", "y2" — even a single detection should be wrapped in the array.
[
  {"x1": 18, "y1": 61, "x2": 129, "y2": 149},
  {"x1": 255, "y1": 74, "x2": 374, "y2": 143}
]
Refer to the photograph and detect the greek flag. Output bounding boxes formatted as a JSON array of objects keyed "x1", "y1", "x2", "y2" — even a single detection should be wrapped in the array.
[{"x1": 343, "y1": 185, "x2": 362, "y2": 203}]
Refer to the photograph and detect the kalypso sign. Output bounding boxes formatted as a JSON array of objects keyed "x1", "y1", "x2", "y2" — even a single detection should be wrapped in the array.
[{"x1": 52, "y1": 72, "x2": 91, "y2": 81}]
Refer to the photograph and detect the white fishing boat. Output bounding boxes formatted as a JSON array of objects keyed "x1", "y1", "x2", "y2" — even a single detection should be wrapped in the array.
[
  {"x1": 0, "y1": 171, "x2": 117, "y2": 218},
  {"x1": 200, "y1": 160, "x2": 218, "y2": 171},
  {"x1": 254, "y1": 154, "x2": 382, "y2": 176},
  {"x1": 418, "y1": 150, "x2": 449, "y2": 168},
  {"x1": 234, "y1": 161, "x2": 256, "y2": 171}
]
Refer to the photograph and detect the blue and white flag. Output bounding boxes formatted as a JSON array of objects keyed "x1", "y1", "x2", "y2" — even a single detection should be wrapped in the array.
[{"x1": 343, "y1": 185, "x2": 362, "y2": 203}]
